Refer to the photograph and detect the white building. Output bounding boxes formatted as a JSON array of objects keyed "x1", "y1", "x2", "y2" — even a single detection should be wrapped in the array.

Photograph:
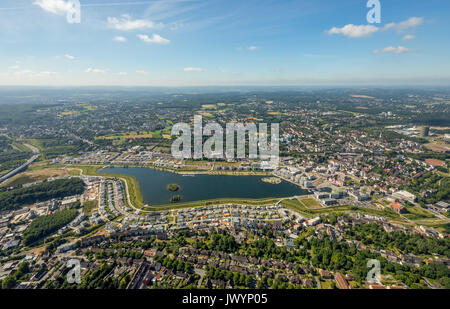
[{"x1": 392, "y1": 190, "x2": 417, "y2": 203}]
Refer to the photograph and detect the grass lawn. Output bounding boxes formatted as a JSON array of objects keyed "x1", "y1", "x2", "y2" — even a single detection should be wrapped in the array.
[
  {"x1": 298, "y1": 197, "x2": 321, "y2": 209},
  {"x1": 11, "y1": 142, "x2": 33, "y2": 153},
  {"x1": 281, "y1": 198, "x2": 405, "y2": 221},
  {"x1": 145, "y1": 197, "x2": 281, "y2": 211},
  {"x1": 207, "y1": 170, "x2": 270, "y2": 176},
  {"x1": 404, "y1": 205, "x2": 435, "y2": 220},
  {"x1": 413, "y1": 218, "x2": 449, "y2": 228},
  {"x1": 320, "y1": 280, "x2": 333, "y2": 289},
  {"x1": 0, "y1": 174, "x2": 35, "y2": 187},
  {"x1": 201, "y1": 104, "x2": 218, "y2": 109},
  {"x1": 19, "y1": 138, "x2": 45, "y2": 151},
  {"x1": 83, "y1": 200, "x2": 98, "y2": 216},
  {"x1": 95, "y1": 132, "x2": 155, "y2": 140},
  {"x1": 281, "y1": 199, "x2": 314, "y2": 218}
]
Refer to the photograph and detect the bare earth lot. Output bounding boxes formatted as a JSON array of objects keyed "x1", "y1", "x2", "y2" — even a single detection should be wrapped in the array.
[{"x1": 0, "y1": 168, "x2": 70, "y2": 187}]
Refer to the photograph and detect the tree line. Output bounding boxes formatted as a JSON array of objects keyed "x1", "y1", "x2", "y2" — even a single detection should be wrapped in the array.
[
  {"x1": 0, "y1": 178, "x2": 85, "y2": 211},
  {"x1": 23, "y1": 209, "x2": 78, "y2": 246}
]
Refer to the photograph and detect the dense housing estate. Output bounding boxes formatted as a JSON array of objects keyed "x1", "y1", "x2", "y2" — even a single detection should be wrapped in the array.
[{"x1": 0, "y1": 88, "x2": 449, "y2": 290}]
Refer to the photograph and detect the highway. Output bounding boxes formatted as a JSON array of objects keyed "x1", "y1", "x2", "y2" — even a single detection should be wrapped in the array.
[{"x1": 0, "y1": 143, "x2": 40, "y2": 184}]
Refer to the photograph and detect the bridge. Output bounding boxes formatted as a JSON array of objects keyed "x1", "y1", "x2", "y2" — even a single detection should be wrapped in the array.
[{"x1": 0, "y1": 143, "x2": 40, "y2": 184}]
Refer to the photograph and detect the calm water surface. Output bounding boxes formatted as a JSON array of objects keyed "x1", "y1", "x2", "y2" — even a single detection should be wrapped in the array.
[{"x1": 99, "y1": 167, "x2": 308, "y2": 205}]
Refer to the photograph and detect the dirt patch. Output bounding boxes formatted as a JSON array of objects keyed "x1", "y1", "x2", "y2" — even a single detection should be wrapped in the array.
[
  {"x1": 1, "y1": 168, "x2": 70, "y2": 187},
  {"x1": 424, "y1": 143, "x2": 450, "y2": 153},
  {"x1": 28, "y1": 246, "x2": 47, "y2": 255}
]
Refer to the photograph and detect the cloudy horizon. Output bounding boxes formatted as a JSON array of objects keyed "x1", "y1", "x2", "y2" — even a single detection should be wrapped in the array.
[{"x1": 0, "y1": 0, "x2": 449, "y2": 86}]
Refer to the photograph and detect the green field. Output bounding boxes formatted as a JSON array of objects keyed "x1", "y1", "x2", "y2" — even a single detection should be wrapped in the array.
[
  {"x1": 298, "y1": 197, "x2": 321, "y2": 209},
  {"x1": 144, "y1": 197, "x2": 282, "y2": 211},
  {"x1": 281, "y1": 199, "x2": 405, "y2": 220},
  {"x1": 404, "y1": 205, "x2": 435, "y2": 220},
  {"x1": 83, "y1": 200, "x2": 98, "y2": 216},
  {"x1": 320, "y1": 280, "x2": 334, "y2": 289},
  {"x1": 281, "y1": 199, "x2": 315, "y2": 218},
  {"x1": 0, "y1": 174, "x2": 35, "y2": 188}
]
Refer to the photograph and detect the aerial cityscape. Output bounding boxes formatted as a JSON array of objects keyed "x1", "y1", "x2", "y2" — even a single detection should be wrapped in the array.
[{"x1": 0, "y1": 0, "x2": 449, "y2": 297}]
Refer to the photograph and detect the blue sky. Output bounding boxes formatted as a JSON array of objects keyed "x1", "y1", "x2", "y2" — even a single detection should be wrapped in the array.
[{"x1": 0, "y1": 0, "x2": 449, "y2": 86}]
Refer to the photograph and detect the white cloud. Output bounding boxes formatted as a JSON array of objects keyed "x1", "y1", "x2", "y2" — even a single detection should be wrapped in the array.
[
  {"x1": 12, "y1": 70, "x2": 57, "y2": 78},
  {"x1": 85, "y1": 68, "x2": 106, "y2": 74},
  {"x1": 8, "y1": 65, "x2": 20, "y2": 70},
  {"x1": 33, "y1": 0, "x2": 74, "y2": 16},
  {"x1": 184, "y1": 67, "x2": 205, "y2": 72},
  {"x1": 402, "y1": 34, "x2": 415, "y2": 40},
  {"x1": 118, "y1": 72, "x2": 128, "y2": 76},
  {"x1": 137, "y1": 34, "x2": 170, "y2": 44},
  {"x1": 373, "y1": 46, "x2": 414, "y2": 54},
  {"x1": 384, "y1": 17, "x2": 423, "y2": 33},
  {"x1": 35, "y1": 71, "x2": 57, "y2": 77},
  {"x1": 248, "y1": 46, "x2": 259, "y2": 51},
  {"x1": 14, "y1": 70, "x2": 33, "y2": 76},
  {"x1": 113, "y1": 36, "x2": 127, "y2": 43},
  {"x1": 64, "y1": 54, "x2": 75, "y2": 60},
  {"x1": 136, "y1": 70, "x2": 149, "y2": 75},
  {"x1": 107, "y1": 14, "x2": 162, "y2": 31},
  {"x1": 327, "y1": 17, "x2": 423, "y2": 38},
  {"x1": 327, "y1": 24, "x2": 379, "y2": 38}
]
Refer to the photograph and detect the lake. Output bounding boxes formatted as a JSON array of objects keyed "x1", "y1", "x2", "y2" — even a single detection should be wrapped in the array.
[{"x1": 99, "y1": 167, "x2": 309, "y2": 206}]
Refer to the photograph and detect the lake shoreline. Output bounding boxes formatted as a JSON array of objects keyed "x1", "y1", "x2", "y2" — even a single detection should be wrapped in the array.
[{"x1": 99, "y1": 166, "x2": 309, "y2": 207}]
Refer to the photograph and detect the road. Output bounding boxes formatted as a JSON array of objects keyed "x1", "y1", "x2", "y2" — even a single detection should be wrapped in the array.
[
  {"x1": 23, "y1": 143, "x2": 40, "y2": 154},
  {"x1": 0, "y1": 143, "x2": 40, "y2": 184},
  {"x1": 425, "y1": 208, "x2": 450, "y2": 222}
]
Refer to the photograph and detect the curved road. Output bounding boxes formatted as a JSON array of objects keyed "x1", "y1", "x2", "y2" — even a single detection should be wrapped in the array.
[{"x1": 0, "y1": 142, "x2": 40, "y2": 184}]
